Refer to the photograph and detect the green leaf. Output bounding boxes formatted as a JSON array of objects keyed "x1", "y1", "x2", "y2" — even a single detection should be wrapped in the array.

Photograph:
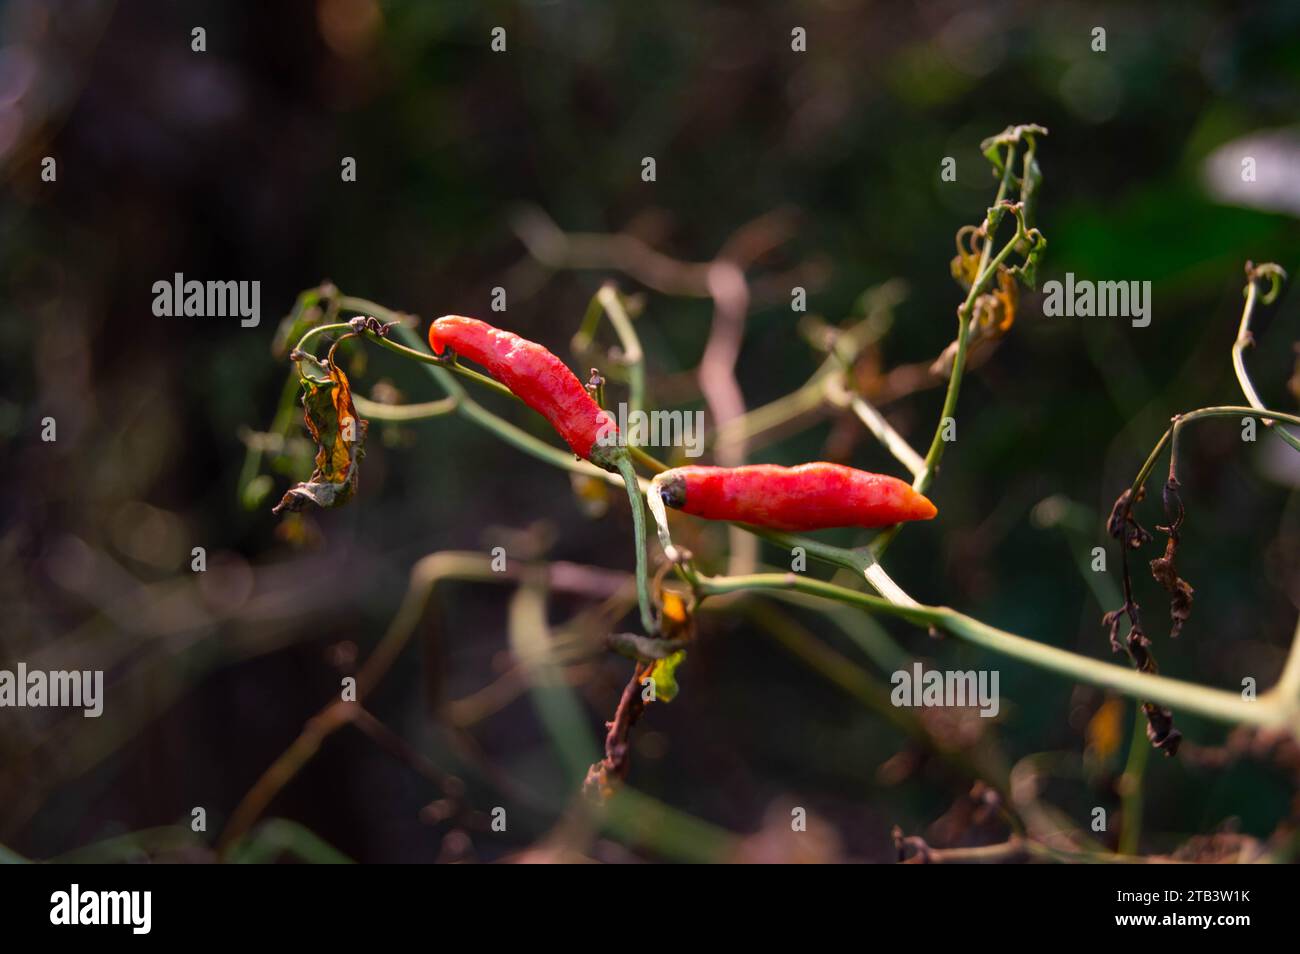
[
  {"x1": 1010, "y1": 232, "x2": 1048, "y2": 291},
  {"x1": 647, "y1": 650, "x2": 687, "y2": 702}
]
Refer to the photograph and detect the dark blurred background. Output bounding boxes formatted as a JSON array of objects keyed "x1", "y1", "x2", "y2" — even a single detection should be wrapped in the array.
[{"x1": 2, "y1": 0, "x2": 1299, "y2": 863}]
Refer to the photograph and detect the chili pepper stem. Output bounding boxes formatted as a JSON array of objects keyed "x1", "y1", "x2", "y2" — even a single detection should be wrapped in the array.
[
  {"x1": 645, "y1": 473, "x2": 677, "y2": 558},
  {"x1": 611, "y1": 449, "x2": 658, "y2": 635},
  {"x1": 291, "y1": 319, "x2": 519, "y2": 400}
]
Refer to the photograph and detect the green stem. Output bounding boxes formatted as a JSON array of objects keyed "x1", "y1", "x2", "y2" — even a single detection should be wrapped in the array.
[
  {"x1": 1232, "y1": 276, "x2": 1300, "y2": 452},
  {"x1": 294, "y1": 315, "x2": 517, "y2": 401},
  {"x1": 597, "y1": 285, "x2": 646, "y2": 417},
  {"x1": 613, "y1": 451, "x2": 657, "y2": 634},
  {"x1": 1181, "y1": 404, "x2": 1300, "y2": 429},
  {"x1": 913, "y1": 237, "x2": 1022, "y2": 493},
  {"x1": 438, "y1": 359, "x2": 517, "y2": 399},
  {"x1": 367, "y1": 334, "x2": 516, "y2": 400},
  {"x1": 845, "y1": 389, "x2": 925, "y2": 478},
  {"x1": 873, "y1": 146, "x2": 1022, "y2": 558},
  {"x1": 353, "y1": 394, "x2": 459, "y2": 420},
  {"x1": 1118, "y1": 706, "x2": 1149, "y2": 856},
  {"x1": 290, "y1": 321, "x2": 352, "y2": 358},
  {"x1": 914, "y1": 151, "x2": 1019, "y2": 496},
  {"x1": 744, "y1": 527, "x2": 914, "y2": 603},
  {"x1": 1129, "y1": 428, "x2": 1173, "y2": 498},
  {"x1": 1130, "y1": 406, "x2": 1300, "y2": 499},
  {"x1": 693, "y1": 571, "x2": 1291, "y2": 729}
]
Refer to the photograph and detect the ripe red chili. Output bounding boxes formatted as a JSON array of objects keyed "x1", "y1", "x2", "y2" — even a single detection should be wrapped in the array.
[
  {"x1": 654, "y1": 463, "x2": 937, "y2": 531},
  {"x1": 429, "y1": 316, "x2": 616, "y2": 462}
]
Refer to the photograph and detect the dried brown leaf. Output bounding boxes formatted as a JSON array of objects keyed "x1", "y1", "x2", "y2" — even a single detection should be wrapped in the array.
[{"x1": 273, "y1": 343, "x2": 369, "y2": 515}]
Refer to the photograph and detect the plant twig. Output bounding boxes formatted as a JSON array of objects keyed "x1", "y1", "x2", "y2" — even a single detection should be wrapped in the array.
[
  {"x1": 1118, "y1": 705, "x2": 1151, "y2": 855},
  {"x1": 872, "y1": 137, "x2": 1039, "y2": 559},
  {"x1": 1232, "y1": 262, "x2": 1300, "y2": 452},
  {"x1": 353, "y1": 394, "x2": 459, "y2": 420},
  {"x1": 595, "y1": 284, "x2": 646, "y2": 417},
  {"x1": 611, "y1": 451, "x2": 657, "y2": 634},
  {"x1": 692, "y1": 570, "x2": 1293, "y2": 731}
]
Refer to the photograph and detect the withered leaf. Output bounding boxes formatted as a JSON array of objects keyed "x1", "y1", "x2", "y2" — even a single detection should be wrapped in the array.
[
  {"x1": 1150, "y1": 541, "x2": 1194, "y2": 638},
  {"x1": 979, "y1": 123, "x2": 1049, "y2": 158},
  {"x1": 950, "y1": 247, "x2": 980, "y2": 289},
  {"x1": 1143, "y1": 702, "x2": 1182, "y2": 757},
  {"x1": 1101, "y1": 607, "x2": 1129, "y2": 654},
  {"x1": 1085, "y1": 697, "x2": 1125, "y2": 763},
  {"x1": 1100, "y1": 484, "x2": 1183, "y2": 756},
  {"x1": 273, "y1": 342, "x2": 369, "y2": 515},
  {"x1": 1150, "y1": 477, "x2": 1194, "y2": 638},
  {"x1": 1126, "y1": 627, "x2": 1155, "y2": 674},
  {"x1": 933, "y1": 265, "x2": 1019, "y2": 378},
  {"x1": 1106, "y1": 487, "x2": 1151, "y2": 549}
]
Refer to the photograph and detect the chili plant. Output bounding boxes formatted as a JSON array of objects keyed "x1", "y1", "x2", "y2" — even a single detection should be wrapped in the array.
[{"x1": 241, "y1": 124, "x2": 1300, "y2": 860}]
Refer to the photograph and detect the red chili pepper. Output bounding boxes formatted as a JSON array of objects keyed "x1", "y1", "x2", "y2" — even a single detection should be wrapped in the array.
[
  {"x1": 428, "y1": 316, "x2": 616, "y2": 462},
  {"x1": 654, "y1": 463, "x2": 937, "y2": 531}
]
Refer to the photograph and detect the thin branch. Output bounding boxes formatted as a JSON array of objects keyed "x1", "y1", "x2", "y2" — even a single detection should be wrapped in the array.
[
  {"x1": 1118, "y1": 705, "x2": 1151, "y2": 855},
  {"x1": 872, "y1": 145, "x2": 1028, "y2": 559},
  {"x1": 595, "y1": 284, "x2": 646, "y2": 416},
  {"x1": 1232, "y1": 262, "x2": 1300, "y2": 452},
  {"x1": 692, "y1": 570, "x2": 1293, "y2": 731},
  {"x1": 353, "y1": 393, "x2": 458, "y2": 420},
  {"x1": 824, "y1": 375, "x2": 925, "y2": 478}
]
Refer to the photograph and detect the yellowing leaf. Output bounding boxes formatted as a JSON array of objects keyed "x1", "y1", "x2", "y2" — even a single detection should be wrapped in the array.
[
  {"x1": 950, "y1": 246, "x2": 981, "y2": 289},
  {"x1": 661, "y1": 590, "x2": 687, "y2": 625},
  {"x1": 647, "y1": 650, "x2": 687, "y2": 702},
  {"x1": 273, "y1": 343, "x2": 369, "y2": 515},
  {"x1": 1086, "y1": 697, "x2": 1124, "y2": 763},
  {"x1": 970, "y1": 266, "x2": 1019, "y2": 335}
]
